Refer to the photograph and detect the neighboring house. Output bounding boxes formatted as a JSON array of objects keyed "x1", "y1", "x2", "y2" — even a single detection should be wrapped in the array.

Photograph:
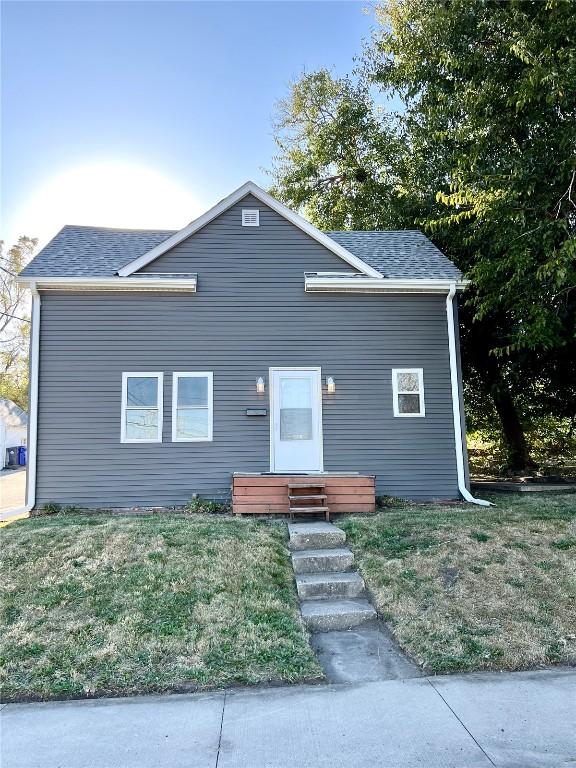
[
  {"x1": 0, "y1": 398, "x2": 28, "y2": 468},
  {"x1": 17, "y1": 181, "x2": 488, "y2": 511}
]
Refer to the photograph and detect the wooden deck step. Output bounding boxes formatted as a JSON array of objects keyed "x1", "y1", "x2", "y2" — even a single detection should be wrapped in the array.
[
  {"x1": 232, "y1": 474, "x2": 375, "y2": 516},
  {"x1": 289, "y1": 505, "x2": 330, "y2": 521},
  {"x1": 289, "y1": 506, "x2": 329, "y2": 513}
]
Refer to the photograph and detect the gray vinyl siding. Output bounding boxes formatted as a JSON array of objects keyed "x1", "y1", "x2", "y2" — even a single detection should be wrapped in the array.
[{"x1": 35, "y1": 195, "x2": 462, "y2": 507}]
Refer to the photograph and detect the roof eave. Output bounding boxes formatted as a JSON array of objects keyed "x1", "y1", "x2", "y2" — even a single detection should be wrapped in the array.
[
  {"x1": 116, "y1": 181, "x2": 383, "y2": 279},
  {"x1": 305, "y1": 276, "x2": 469, "y2": 293},
  {"x1": 16, "y1": 276, "x2": 198, "y2": 292}
]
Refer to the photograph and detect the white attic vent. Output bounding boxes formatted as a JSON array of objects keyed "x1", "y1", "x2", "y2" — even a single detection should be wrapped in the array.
[{"x1": 242, "y1": 209, "x2": 260, "y2": 227}]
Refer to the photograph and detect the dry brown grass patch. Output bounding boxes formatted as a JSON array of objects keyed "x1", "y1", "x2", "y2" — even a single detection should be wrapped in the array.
[
  {"x1": 341, "y1": 493, "x2": 576, "y2": 673},
  {"x1": 1, "y1": 514, "x2": 320, "y2": 701}
]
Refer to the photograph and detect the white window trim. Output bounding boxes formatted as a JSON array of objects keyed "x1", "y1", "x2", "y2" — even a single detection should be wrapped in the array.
[
  {"x1": 121, "y1": 372, "x2": 164, "y2": 443},
  {"x1": 172, "y1": 372, "x2": 214, "y2": 442},
  {"x1": 392, "y1": 368, "x2": 425, "y2": 418}
]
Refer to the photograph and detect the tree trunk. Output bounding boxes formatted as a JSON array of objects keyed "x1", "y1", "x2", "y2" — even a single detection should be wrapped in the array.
[
  {"x1": 463, "y1": 315, "x2": 536, "y2": 473},
  {"x1": 488, "y1": 380, "x2": 536, "y2": 473}
]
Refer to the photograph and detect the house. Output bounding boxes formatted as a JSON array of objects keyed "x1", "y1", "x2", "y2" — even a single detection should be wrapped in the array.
[
  {"x1": 0, "y1": 398, "x2": 28, "y2": 469},
  {"x1": 16, "y1": 181, "x2": 489, "y2": 513}
]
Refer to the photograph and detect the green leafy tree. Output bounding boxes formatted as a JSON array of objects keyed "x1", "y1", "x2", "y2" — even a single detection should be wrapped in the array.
[
  {"x1": 372, "y1": 0, "x2": 576, "y2": 469},
  {"x1": 0, "y1": 237, "x2": 36, "y2": 409},
  {"x1": 271, "y1": 1, "x2": 576, "y2": 471},
  {"x1": 272, "y1": 70, "x2": 413, "y2": 229},
  {"x1": 373, "y1": 0, "x2": 576, "y2": 352}
]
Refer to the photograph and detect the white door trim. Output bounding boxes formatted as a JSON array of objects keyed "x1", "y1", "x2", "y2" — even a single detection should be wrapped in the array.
[{"x1": 269, "y1": 367, "x2": 324, "y2": 473}]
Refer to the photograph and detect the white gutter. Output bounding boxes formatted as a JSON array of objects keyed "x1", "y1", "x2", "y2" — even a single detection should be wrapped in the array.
[
  {"x1": 446, "y1": 282, "x2": 493, "y2": 506},
  {"x1": 16, "y1": 276, "x2": 197, "y2": 292},
  {"x1": 305, "y1": 275, "x2": 469, "y2": 293}
]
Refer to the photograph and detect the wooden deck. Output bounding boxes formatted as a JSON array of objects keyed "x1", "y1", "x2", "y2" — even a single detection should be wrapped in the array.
[{"x1": 232, "y1": 474, "x2": 375, "y2": 515}]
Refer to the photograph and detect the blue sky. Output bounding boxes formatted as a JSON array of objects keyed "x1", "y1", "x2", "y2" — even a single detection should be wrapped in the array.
[{"x1": 1, "y1": 1, "x2": 377, "y2": 244}]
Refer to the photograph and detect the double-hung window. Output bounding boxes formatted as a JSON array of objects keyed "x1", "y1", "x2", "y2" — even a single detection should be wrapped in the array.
[
  {"x1": 121, "y1": 372, "x2": 163, "y2": 442},
  {"x1": 392, "y1": 368, "x2": 425, "y2": 417},
  {"x1": 172, "y1": 372, "x2": 213, "y2": 441}
]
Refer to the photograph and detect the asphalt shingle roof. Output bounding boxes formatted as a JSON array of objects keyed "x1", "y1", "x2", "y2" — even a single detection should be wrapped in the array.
[
  {"x1": 19, "y1": 226, "x2": 175, "y2": 278},
  {"x1": 20, "y1": 224, "x2": 461, "y2": 280},
  {"x1": 327, "y1": 231, "x2": 462, "y2": 280}
]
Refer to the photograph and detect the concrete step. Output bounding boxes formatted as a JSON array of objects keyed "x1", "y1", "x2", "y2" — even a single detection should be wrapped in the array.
[
  {"x1": 291, "y1": 547, "x2": 354, "y2": 574},
  {"x1": 296, "y1": 571, "x2": 365, "y2": 600},
  {"x1": 301, "y1": 598, "x2": 376, "y2": 632},
  {"x1": 288, "y1": 522, "x2": 346, "y2": 551}
]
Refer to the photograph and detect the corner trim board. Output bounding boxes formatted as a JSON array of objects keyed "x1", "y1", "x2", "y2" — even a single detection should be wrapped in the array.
[{"x1": 21, "y1": 286, "x2": 40, "y2": 514}]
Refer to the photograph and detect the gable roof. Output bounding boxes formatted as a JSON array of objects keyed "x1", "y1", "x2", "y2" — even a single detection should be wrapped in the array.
[
  {"x1": 116, "y1": 181, "x2": 382, "y2": 278},
  {"x1": 19, "y1": 226, "x2": 463, "y2": 281},
  {"x1": 0, "y1": 398, "x2": 28, "y2": 427},
  {"x1": 19, "y1": 183, "x2": 463, "y2": 282}
]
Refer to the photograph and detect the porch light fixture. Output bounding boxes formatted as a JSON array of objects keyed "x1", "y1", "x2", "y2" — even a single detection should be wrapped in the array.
[
  {"x1": 326, "y1": 376, "x2": 336, "y2": 394},
  {"x1": 256, "y1": 377, "x2": 265, "y2": 394}
]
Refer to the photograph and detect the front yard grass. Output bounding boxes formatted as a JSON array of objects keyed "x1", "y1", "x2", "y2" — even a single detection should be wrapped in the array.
[
  {"x1": 0, "y1": 514, "x2": 320, "y2": 701},
  {"x1": 341, "y1": 493, "x2": 576, "y2": 674}
]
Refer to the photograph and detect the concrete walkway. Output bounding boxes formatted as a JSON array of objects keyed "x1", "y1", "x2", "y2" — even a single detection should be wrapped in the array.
[
  {"x1": 1, "y1": 668, "x2": 574, "y2": 767},
  {"x1": 0, "y1": 468, "x2": 26, "y2": 518}
]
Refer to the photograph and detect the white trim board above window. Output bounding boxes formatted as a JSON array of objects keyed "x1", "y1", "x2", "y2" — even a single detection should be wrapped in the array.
[
  {"x1": 172, "y1": 372, "x2": 213, "y2": 442},
  {"x1": 121, "y1": 372, "x2": 164, "y2": 443},
  {"x1": 392, "y1": 368, "x2": 425, "y2": 417}
]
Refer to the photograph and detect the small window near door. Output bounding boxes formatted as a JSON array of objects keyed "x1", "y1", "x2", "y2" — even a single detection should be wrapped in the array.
[
  {"x1": 392, "y1": 368, "x2": 425, "y2": 417},
  {"x1": 121, "y1": 372, "x2": 163, "y2": 442},
  {"x1": 172, "y1": 372, "x2": 213, "y2": 442}
]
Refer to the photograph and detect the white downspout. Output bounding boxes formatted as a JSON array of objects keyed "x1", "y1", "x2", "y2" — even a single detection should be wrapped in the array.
[
  {"x1": 446, "y1": 283, "x2": 493, "y2": 506},
  {"x1": 21, "y1": 285, "x2": 41, "y2": 514}
]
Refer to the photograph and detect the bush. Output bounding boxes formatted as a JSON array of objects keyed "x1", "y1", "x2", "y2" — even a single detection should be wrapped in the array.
[
  {"x1": 38, "y1": 502, "x2": 62, "y2": 516},
  {"x1": 468, "y1": 416, "x2": 576, "y2": 478},
  {"x1": 186, "y1": 495, "x2": 231, "y2": 515},
  {"x1": 35, "y1": 503, "x2": 84, "y2": 517}
]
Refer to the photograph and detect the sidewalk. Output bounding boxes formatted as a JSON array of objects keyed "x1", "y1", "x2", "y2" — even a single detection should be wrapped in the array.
[
  {"x1": 0, "y1": 468, "x2": 26, "y2": 520},
  {"x1": 1, "y1": 668, "x2": 574, "y2": 767}
]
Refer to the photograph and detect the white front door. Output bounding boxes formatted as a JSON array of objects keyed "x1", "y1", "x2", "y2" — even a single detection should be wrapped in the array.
[{"x1": 270, "y1": 368, "x2": 323, "y2": 472}]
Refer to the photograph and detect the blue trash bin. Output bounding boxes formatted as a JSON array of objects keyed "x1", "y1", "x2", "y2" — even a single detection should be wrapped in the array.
[{"x1": 18, "y1": 446, "x2": 26, "y2": 466}]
